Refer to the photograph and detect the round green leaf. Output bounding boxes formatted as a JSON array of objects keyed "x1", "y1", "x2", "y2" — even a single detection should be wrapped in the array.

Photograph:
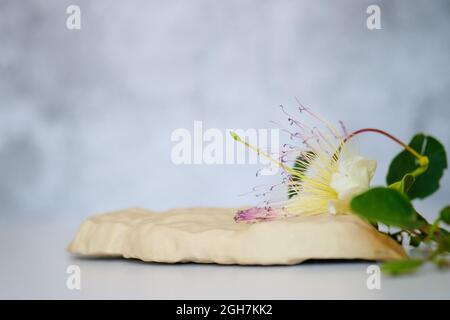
[
  {"x1": 350, "y1": 187, "x2": 423, "y2": 229},
  {"x1": 381, "y1": 259, "x2": 423, "y2": 275},
  {"x1": 386, "y1": 134, "x2": 447, "y2": 200},
  {"x1": 440, "y1": 206, "x2": 450, "y2": 225}
]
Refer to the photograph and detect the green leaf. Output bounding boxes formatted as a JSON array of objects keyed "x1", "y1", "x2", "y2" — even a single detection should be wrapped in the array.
[
  {"x1": 438, "y1": 232, "x2": 450, "y2": 253},
  {"x1": 389, "y1": 173, "x2": 415, "y2": 194},
  {"x1": 400, "y1": 174, "x2": 415, "y2": 193},
  {"x1": 439, "y1": 227, "x2": 450, "y2": 237},
  {"x1": 409, "y1": 234, "x2": 425, "y2": 247},
  {"x1": 440, "y1": 206, "x2": 450, "y2": 225},
  {"x1": 350, "y1": 187, "x2": 424, "y2": 229},
  {"x1": 415, "y1": 212, "x2": 429, "y2": 224},
  {"x1": 381, "y1": 259, "x2": 424, "y2": 275},
  {"x1": 386, "y1": 134, "x2": 447, "y2": 200},
  {"x1": 288, "y1": 151, "x2": 315, "y2": 199}
]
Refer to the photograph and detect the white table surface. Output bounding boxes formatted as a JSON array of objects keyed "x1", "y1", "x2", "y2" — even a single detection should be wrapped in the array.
[{"x1": 1, "y1": 218, "x2": 449, "y2": 300}]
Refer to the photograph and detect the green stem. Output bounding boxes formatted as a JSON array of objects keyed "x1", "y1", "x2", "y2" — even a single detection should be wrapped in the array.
[{"x1": 425, "y1": 217, "x2": 440, "y2": 242}]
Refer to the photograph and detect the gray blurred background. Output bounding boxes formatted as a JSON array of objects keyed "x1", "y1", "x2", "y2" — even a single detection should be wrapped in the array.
[{"x1": 1, "y1": 0, "x2": 449, "y2": 223}]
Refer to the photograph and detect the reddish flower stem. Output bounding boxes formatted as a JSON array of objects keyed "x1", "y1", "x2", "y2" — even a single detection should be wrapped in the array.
[{"x1": 345, "y1": 128, "x2": 424, "y2": 162}]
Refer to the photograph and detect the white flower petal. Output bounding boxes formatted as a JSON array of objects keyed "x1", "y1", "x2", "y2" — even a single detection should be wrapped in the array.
[{"x1": 330, "y1": 155, "x2": 377, "y2": 201}]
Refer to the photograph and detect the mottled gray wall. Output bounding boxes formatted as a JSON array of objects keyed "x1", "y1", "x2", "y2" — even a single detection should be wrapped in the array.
[{"x1": 1, "y1": 0, "x2": 449, "y2": 222}]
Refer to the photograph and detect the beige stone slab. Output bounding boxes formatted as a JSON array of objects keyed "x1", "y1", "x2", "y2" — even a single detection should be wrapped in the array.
[{"x1": 68, "y1": 207, "x2": 407, "y2": 265}]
